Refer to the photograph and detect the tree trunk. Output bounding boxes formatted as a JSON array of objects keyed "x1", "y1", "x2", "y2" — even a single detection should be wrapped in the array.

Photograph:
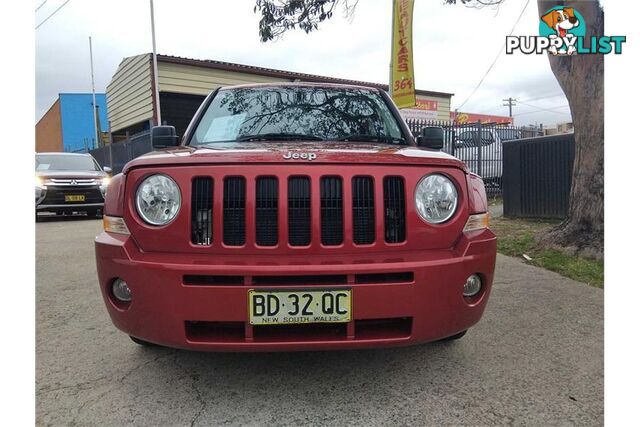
[{"x1": 537, "y1": 0, "x2": 604, "y2": 259}]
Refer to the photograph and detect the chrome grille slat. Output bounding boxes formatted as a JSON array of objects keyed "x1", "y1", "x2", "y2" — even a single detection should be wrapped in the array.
[{"x1": 47, "y1": 178, "x2": 98, "y2": 186}]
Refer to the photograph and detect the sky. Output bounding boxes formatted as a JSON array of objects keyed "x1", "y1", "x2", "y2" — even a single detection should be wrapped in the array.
[{"x1": 35, "y1": 0, "x2": 572, "y2": 127}]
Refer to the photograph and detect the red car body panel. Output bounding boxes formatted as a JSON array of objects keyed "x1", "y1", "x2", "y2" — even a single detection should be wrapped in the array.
[
  {"x1": 95, "y1": 84, "x2": 497, "y2": 351},
  {"x1": 95, "y1": 228, "x2": 495, "y2": 351}
]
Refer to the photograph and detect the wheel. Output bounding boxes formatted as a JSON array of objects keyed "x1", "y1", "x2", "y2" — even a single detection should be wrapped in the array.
[
  {"x1": 35, "y1": 212, "x2": 42, "y2": 223},
  {"x1": 440, "y1": 330, "x2": 467, "y2": 342},
  {"x1": 129, "y1": 335, "x2": 155, "y2": 346}
]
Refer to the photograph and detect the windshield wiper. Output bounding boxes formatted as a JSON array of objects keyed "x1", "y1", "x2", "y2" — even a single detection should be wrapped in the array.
[
  {"x1": 334, "y1": 134, "x2": 405, "y2": 144},
  {"x1": 235, "y1": 133, "x2": 324, "y2": 142}
]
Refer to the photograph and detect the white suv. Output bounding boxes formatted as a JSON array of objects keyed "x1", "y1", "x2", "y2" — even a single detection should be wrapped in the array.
[{"x1": 453, "y1": 128, "x2": 522, "y2": 185}]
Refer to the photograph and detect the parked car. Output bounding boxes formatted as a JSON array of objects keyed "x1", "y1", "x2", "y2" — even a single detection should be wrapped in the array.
[
  {"x1": 95, "y1": 83, "x2": 496, "y2": 351},
  {"x1": 453, "y1": 127, "x2": 520, "y2": 186},
  {"x1": 36, "y1": 152, "x2": 111, "y2": 219}
]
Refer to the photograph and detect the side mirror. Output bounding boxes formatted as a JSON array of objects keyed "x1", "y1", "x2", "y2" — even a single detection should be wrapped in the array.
[
  {"x1": 103, "y1": 166, "x2": 112, "y2": 174},
  {"x1": 151, "y1": 125, "x2": 180, "y2": 149},
  {"x1": 417, "y1": 126, "x2": 444, "y2": 149}
]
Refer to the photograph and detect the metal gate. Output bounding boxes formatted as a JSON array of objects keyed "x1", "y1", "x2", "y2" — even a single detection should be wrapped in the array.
[
  {"x1": 90, "y1": 131, "x2": 151, "y2": 175},
  {"x1": 405, "y1": 119, "x2": 543, "y2": 195},
  {"x1": 502, "y1": 133, "x2": 574, "y2": 218}
]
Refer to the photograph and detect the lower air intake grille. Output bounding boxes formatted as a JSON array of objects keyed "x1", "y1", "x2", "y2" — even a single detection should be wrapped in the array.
[
  {"x1": 352, "y1": 176, "x2": 375, "y2": 244},
  {"x1": 191, "y1": 177, "x2": 213, "y2": 245},
  {"x1": 288, "y1": 177, "x2": 311, "y2": 246},
  {"x1": 384, "y1": 176, "x2": 406, "y2": 243},
  {"x1": 320, "y1": 176, "x2": 343, "y2": 245},
  {"x1": 255, "y1": 177, "x2": 278, "y2": 246},
  {"x1": 223, "y1": 177, "x2": 246, "y2": 246}
]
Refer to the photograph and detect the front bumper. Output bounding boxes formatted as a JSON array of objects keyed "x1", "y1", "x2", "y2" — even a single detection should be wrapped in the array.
[
  {"x1": 36, "y1": 185, "x2": 105, "y2": 213},
  {"x1": 37, "y1": 202, "x2": 104, "y2": 212},
  {"x1": 95, "y1": 230, "x2": 497, "y2": 351}
]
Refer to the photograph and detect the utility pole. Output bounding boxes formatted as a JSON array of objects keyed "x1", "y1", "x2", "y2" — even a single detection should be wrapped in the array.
[
  {"x1": 150, "y1": 0, "x2": 162, "y2": 126},
  {"x1": 503, "y1": 97, "x2": 516, "y2": 118},
  {"x1": 89, "y1": 36, "x2": 99, "y2": 148}
]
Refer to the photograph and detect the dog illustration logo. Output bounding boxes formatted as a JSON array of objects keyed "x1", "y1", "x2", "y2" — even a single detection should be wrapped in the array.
[
  {"x1": 506, "y1": 5, "x2": 624, "y2": 56},
  {"x1": 539, "y1": 6, "x2": 585, "y2": 56}
]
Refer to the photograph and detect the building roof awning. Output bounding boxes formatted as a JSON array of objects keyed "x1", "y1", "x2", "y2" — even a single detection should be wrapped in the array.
[{"x1": 157, "y1": 54, "x2": 454, "y2": 99}]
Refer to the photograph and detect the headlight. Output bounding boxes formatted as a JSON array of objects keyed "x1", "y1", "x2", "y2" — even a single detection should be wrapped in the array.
[
  {"x1": 101, "y1": 176, "x2": 111, "y2": 187},
  {"x1": 135, "y1": 174, "x2": 181, "y2": 225},
  {"x1": 414, "y1": 174, "x2": 458, "y2": 224},
  {"x1": 36, "y1": 176, "x2": 46, "y2": 189}
]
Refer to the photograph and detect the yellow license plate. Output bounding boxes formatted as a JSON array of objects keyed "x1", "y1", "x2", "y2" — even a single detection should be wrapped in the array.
[
  {"x1": 248, "y1": 289, "x2": 352, "y2": 325},
  {"x1": 65, "y1": 195, "x2": 85, "y2": 202}
]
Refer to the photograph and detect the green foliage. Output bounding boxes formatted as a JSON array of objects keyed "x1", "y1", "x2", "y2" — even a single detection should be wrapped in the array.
[
  {"x1": 492, "y1": 217, "x2": 604, "y2": 288},
  {"x1": 253, "y1": 0, "x2": 505, "y2": 42},
  {"x1": 254, "y1": 0, "x2": 342, "y2": 42}
]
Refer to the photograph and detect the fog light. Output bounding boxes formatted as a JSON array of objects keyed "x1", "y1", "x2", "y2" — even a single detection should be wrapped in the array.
[
  {"x1": 112, "y1": 278, "x2": 132, "y2": 302},
  {"x1": 463, "y1": 274, "x2": 482, "y2": 297}
]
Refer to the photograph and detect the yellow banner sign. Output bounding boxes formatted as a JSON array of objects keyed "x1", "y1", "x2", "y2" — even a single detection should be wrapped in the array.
[{"x1": 391, "y1": 0, "x2": 416, "y2": 109}]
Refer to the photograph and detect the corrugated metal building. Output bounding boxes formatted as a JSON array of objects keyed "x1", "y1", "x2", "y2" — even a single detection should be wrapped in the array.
[
  {"x1": 36, "y1": 93, "x2": 108, "y2": 152},
  {"x1": 107, "y1": 53, "x2": 453, "y2": 139}
]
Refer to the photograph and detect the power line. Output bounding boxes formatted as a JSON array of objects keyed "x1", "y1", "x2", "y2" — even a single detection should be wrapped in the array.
[
  {"x1": 35, "y1": 0, "x2": 71, "y2": 30},
  {"x1": 35, "y1": 0, "x2": 48, "y2": 12},
  {"x1": 517, "y1": 100, "x2": 570, "y2": 112},
  {"x1": 456, "y1": 0, "x2": 530, "y2": 110},
  {"x1": 518, "y1": 93, "x2": 566, "y2": 103},
  {"x1": 514, "y1": 103, "x2": 571, "y2": 116},
  {"x1": 516, "y1": 109, "x2": 571, "y2": 117}
]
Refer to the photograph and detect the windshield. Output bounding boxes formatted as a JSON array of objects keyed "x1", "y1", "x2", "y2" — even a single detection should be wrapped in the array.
[
  {"x1": 36, "y1": 154, "x2": 101, "y2": 171},
  {"x1": 189, "y1": 86, "x2": 406, "y2": 145}
]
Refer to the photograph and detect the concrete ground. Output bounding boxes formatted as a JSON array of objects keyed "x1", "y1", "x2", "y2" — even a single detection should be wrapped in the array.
[{"x1": 36, "y1": 218, "x2": 603, "y2": 426}]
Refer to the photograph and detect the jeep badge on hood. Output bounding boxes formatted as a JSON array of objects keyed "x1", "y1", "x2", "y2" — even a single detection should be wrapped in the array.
[{"x1": 283, "y1": 151, "x2": 317, "y2": 161}]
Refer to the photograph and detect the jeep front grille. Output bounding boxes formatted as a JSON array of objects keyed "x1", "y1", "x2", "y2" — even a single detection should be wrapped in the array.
[{"x1": 190, "y1": 173, "x2": 407, "y2": 248}]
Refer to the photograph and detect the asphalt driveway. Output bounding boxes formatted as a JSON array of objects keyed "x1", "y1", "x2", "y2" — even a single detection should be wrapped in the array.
[{"x1": 36, "y1": 218, "x2": 603, "y2": 426}]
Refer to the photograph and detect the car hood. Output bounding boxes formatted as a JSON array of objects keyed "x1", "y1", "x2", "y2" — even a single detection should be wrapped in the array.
[
  {"x1": 122, "y1": 142, "x2": 467, "y2": 173},
  {"x1": 36, "y1": 170, "x2": 107, "y2": 180}
]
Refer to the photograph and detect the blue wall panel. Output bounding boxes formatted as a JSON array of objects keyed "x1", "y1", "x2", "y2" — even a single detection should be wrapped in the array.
[{"x1": 59, "y1": 93, "x2": 108, "y2": 152}]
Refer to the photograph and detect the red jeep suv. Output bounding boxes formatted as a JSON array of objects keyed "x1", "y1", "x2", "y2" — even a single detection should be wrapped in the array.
[{"x1": 95, "y1": 83, "x2": 496, "y2": 351}]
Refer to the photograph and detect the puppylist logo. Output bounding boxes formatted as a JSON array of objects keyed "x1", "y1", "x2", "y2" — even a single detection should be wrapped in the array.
[{"x1": 507, "y1": 6, "x2": 625, "y2": 56}]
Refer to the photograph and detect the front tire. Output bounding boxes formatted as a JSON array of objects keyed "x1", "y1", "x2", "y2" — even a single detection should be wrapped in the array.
[
  {"x1": 440, "y1": 330, "x2": 467, "y2": 342},
  {"x1": 129, "y1": 336, "x2": 155, "y2": 346}
]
